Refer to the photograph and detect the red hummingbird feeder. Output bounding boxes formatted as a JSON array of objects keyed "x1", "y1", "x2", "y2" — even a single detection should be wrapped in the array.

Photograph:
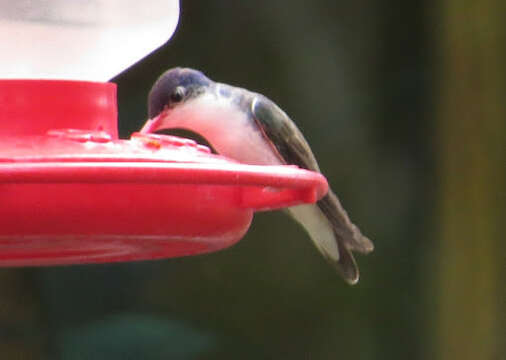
[
  {"x1": 0, "y1": 80, "x2": 328, "y2": 266},
  {"x1": 0, "y1": 1, "x2": 327, "y2": 267}
]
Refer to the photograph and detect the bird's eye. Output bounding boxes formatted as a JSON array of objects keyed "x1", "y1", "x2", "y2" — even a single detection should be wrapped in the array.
[{"x1": 170, "y1": 87, "x2": 186, "y2": 102}]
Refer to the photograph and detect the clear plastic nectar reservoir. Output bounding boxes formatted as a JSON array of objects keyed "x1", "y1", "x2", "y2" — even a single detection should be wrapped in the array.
[{"x1": 0, "y1": 0, "x2": 179, "y2": 80}]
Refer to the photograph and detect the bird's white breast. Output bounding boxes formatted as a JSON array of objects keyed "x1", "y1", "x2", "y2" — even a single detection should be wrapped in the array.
[{"x1": 162, "y1": 93, "x2": 283, "y2": 165}]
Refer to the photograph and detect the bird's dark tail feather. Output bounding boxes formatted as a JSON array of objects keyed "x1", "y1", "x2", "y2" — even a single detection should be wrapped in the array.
[
  {"x1": 317, "y1": 190, "x2": 374, "y2": 253},
  {"x1": 320, "y1": 236, "x2": 359, "y2": 284},
  {"x1": 317, "y1": 190, "x2": 374, "y2": 284}
]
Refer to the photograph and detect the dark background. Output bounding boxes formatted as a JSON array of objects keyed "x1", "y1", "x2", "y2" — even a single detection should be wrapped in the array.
[{"x1": 1, "y1": 1, "x2": 503, "y2": 359}]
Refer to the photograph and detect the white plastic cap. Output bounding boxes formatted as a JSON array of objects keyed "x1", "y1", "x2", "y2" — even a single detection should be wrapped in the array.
[{"x1": 0, "y1": 0, "x2": 180, "y2": 81}]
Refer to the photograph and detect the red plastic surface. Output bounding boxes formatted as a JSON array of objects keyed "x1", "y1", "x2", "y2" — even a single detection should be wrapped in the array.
[
  {"x1": 0, "y1": 80, "x2": 328, "y2": 266},
  {"x1": 0, "y1": 80, "x2": 117, "y2": 137}
]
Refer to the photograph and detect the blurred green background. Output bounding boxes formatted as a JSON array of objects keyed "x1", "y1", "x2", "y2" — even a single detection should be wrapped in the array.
[{"x1": 0, "y1": 1, "x2": 504, "y2": 359}]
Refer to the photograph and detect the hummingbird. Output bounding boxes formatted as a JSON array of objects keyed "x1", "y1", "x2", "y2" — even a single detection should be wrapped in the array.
[{"x1": 141, "y1": 67, "x2": 373, "y2": 284}]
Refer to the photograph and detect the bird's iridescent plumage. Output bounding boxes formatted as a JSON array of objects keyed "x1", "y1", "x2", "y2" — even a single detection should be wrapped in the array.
[{"x1": 145, "y1": 67, "x2": 373, "y2": 284}]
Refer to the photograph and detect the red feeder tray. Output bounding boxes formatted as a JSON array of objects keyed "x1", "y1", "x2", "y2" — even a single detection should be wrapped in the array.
[{"x1": 0, "y1": 80, "x2": 328, "y2": 266}]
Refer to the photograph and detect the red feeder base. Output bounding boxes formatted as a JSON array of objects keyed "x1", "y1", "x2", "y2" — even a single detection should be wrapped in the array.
[{"x1": 0, "y1": 80, "x2": 328, "y2": 266}]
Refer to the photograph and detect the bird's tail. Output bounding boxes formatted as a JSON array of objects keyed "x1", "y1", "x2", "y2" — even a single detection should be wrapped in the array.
[
  {"x1": 317, "y1": 190, "x2": 374, "y2": 284},
  {"x1": 288, "y1": 190, "x2": 373, "y2": 284}
]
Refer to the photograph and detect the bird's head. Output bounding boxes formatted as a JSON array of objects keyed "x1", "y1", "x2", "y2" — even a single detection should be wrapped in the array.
[
  {"x1": 147, "y1": 67, "x2": 212, "y2": 119},
  {"x1": 141, "y1": 67, "x2": 214, "y2": 141}
]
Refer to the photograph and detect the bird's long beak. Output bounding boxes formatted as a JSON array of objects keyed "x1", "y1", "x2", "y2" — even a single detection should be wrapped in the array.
[{"x1": 140, "y1": 112, "x2": 167, "y2": 134}]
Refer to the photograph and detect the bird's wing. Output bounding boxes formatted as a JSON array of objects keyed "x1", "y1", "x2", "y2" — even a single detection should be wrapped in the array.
[
  {"x1": 251, "y1": 95, "x2": 373, "y2": 285},
  {"x1": 250, "y1": 95, "x2": 320, "y2": 172}
]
